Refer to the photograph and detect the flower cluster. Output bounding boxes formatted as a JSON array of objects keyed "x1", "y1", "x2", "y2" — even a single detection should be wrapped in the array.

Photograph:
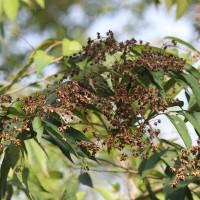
[{"x1": 169, "y1": 140, "x2": 200, "y2": 188}]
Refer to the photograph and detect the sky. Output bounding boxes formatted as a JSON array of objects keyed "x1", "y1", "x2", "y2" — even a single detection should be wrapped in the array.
[{"x1": 86, "y1": 2, "x2": 198, "y2": 44}]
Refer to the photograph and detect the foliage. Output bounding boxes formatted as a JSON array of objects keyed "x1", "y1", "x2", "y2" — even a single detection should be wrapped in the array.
[
  {"x1": 0, "y1": 29, "x2": 200, "y2": 199},
  {"x1": 0, "y1": 1, "x2": 200, "y2": 200}
]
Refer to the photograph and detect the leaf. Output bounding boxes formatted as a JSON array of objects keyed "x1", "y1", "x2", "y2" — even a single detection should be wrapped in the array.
[
  {"x1": 76, "y1": 192, "x2": 87, "y2": 200},
  {"x1": 0, "y1": 153, "x2": 11, "y2": 198},
  {"x1": 94, "y1": 185, "x2": 113, "y2": 200},
  {"x1": 63, "y1": 175, "x2": 79, "y2": 200},
  {"x1": 160, "y1": 139, "x2": 184, "y2": 150},
  {"x1": 164, "y1": 78, "x2": 182, "y2": 98},
  {"x1": 0, "y1": 0, "x2": 3, "y2": 18},
  {"x1": 43, "y1": 134, "x2": 74, "y2": 163},
  {"x1": 148, "y1": 69, "x2": 165, "y2": 96},
  {"x1": 12, "y1": 151, "x2": 33, "y2": 199},
  {"x1": 166, "y1": 0, "x2": 175, "y2": 11},
  {"x1": 3, "y1": 0, "x2": 19, "y2": 22},
  {"x1": 160, "y1": 149, "x2": 178, "y2": 166},
  {"x1": 12, "y1": 166, "x2": 33, "y2": 199},
  {"x1": 180, "y1": 73, "x2": 200, "y2": 107},
  {"x1": 79, "y1": 172, "x2": 93, "y2": 187},
  {"x1": 32, "y1": 116, "x2": 44, "y2": 142},
  {"x1": 139, "y1": 149, "x2": 168, "y2": 178},
  {"x1": 33, "y1": 50, "x2": 54, "y2": 74},
  {"x1": 164, "y1": 36, "x2": 200, "y2": 53},
  {"x1": 166, "y1": 115, "x2": 192, "y2": 149},
  {"x1": 176, "y1": 0, "x2": 189, "y2": 19},
  {"x1": 35, "y1": 0, "x2": 45, "y2": 8},
  {"x1": 184, "y1": 63, "x2": 200, "y2": 79},
  {"x1": 65, "y1": 127, "x2": 91, "y2": 142},
  {"x1": 183, "y1": 112, "x2": 200, "y2": 136},
  {"x1": 7, "y1": 107, "x2": 26, "y2": 117},
  {"x1": 188, "y1": 94, "x2": 200, "y2": 112},
  {"x1": 164, "y1": 178, "x2": 195, "y2": 200},
  {"x1": 62, "y1": 38, "x2": 82, "y2": 56},
  {"x1": 7, "y1": 144, "x2": 20, "y2": 168},
  {"x1": 71, "y1": 109, "x2": 90, "y2": 124},
  {"x1": 25, "y1": 139, "x2": 49, "y2": 176},
  {"x1": 49, "y1": 171, "x2": 63, "y2": 179},
  {"x1": 0, "y1": 144, "x2": 20, "y2": 198},
  {"x1": 149, "y1": 69, "x2": 164, "y2": 88},
  {"x1": 44, "y1": 122, "x2": 86, "y2": 158}
]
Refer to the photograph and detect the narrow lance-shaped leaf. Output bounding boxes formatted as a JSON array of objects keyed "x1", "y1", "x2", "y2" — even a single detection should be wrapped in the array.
[
  {"x1": 184, "y1": 63, "x2": 200, "y2": 79},
  {"x1": 12, "y1": 149, "x2": 33, "y2": 200},
  {"x1": 44, "y1": 121, "x2": 86, "y2": 157},
  {"x1": 61, "y1": 175, "x2": 79, "y2": 200},
  {"x1": 166, "y1": 115, "x2": 192, "y2": 149},
  {"x1": 32, "y1": 116, "x2": 44, "y2": 142},
  {"x1": 164, "y1": 36, "x2": 200, "y2": 53},
  {"x1": 139, "y1": 149, "x2": 168, "y2": 178},
  {"x1": 183, "y1": 112, "x2": 200, "y2": 137},
  {"x1": 180, "y1": 73, "x2": 200, "y2": 107}
]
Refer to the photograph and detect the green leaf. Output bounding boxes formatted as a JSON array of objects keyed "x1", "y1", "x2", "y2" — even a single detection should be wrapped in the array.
[
  {"x1": 160, "y1": 149, "x2": 178, "y2": 166},
  {"x1": 63, "y1": 175, "x2": 79, "y2": 200},
  {"x1": 183, "y1": 112, "x2": 200, "y2": 136},
  {"x1": 180, "y1": 73, "x2": 200, "y2": 107},
  {"x1": 6, "y1": 144, "x2": 20, "y2": 169},
  {"x1": 65, "y1": 127, "x2": 91, "y2": 142},
  {"x1": 32, "y1": 116, "x2": 44, "y2": 142},
  {"x1": 62, "y1": 38, "x2": 82, "y2": 56},
  {"x1": 3, "y1": 0, "x2": 19, "y2": 22},
  {"x1": 25, "y1": 139, "x2": 49, "y2": 176},
  {"x1": 76, "y1": 192, "x2": 87, "y2": 200},
  {"x1": 164, "y1": 179, "x2": 195, "y2": 200},
  {"x1": 0, "y1": 144, "x2": 20, "y2": 198},
  {"x1": 164, "y1": 36, "x2": 200, "y2": 53},
  {"x1": 164, "y1": 78, "x2": 181, "y2": 98},
  {"x1": 94, "y1": 185, "x2": 113, "y2": 200},
  {"x1": 71, "y1": 109, "x2": 90, "y2": 124},
  {"x1": 176, "y1": 0, "x2": 188, "y2": 19},
  {"x1": 35, "y1": 0, "x2": 45, "y2": 8},
  {"x1": 184, "y1": 63, "x2": 200, "y2": 79},
  {"x1": 160, "y1": 139, "x2": 184, "y2": 150},
  {"x1": 7, "y1": 107, "x2": 26, "y2": 117},
  {"x1": 44, "y1": 123, "x2": 75, "y2": 152},
  {"x1": 148, "y1": 69, "x2": 165, "y2": 96},
  {"x1": 0, "y1": 154, "x2": 11, "y2": 198},
  {"x1": 139, "y1": 149, "x2": 168, "y2": 178},
  {"x1": 49, "y1": 171, "x2": 63, "y2": 179},
  {"x1": 44, "y1": 121, "x2": 86, "y2": 158},
  {"x1": 79, "y1": 172, "x2": 93, "y2": 187},
  {"x1": 166, "y1": 0, "x2": 175, "y2": 11},
  {"x1": 12, "y1": 166, "x2": 33, "y2": 199},
  {"x1": 188, "y1": 94, "x2": 200, "y2": 112},
  {"x1": 33, "y1": 50, "x2": 54, "y2": 74},
  {"x1": 149, "y1": 69, "x2": 164, "y2": 88},
  {"x1": 166, "y1": 115, "x2": 192, "y2": 149},
  {"x1": 0, "y1": 0, "x2": 3, "y2": 18},
  {"x1": 42, "y1": 134, "x2": 74, "y2": 163}
]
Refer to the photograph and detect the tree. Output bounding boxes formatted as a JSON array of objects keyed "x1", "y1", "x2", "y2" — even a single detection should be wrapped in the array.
[{"x1": 0, "y1": 1, "x2": 200, "y2": 200}]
